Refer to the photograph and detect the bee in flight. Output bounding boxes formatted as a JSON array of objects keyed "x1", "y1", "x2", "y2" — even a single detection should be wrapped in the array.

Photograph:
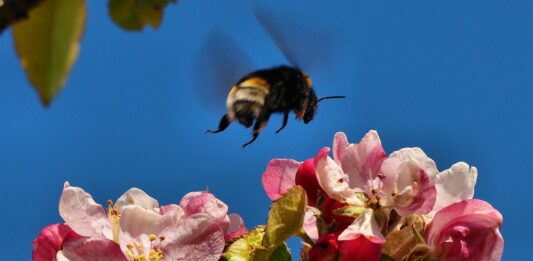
[
  {"x1": 206, "y1": 65, "x2": 344, "y2": 147},
  {"x1": 198, "y1": 8, "x2": 345, "y2": 147}
]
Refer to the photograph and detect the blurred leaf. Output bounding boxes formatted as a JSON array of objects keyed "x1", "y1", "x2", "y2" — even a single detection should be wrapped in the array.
[
  {"x1": 12, "y1": 0, "x2": 86, "y2": 106},
  {"x1": 263, "y1": 186, "x2": 307, "y2": 248},
  {"x1": 0, "y1": 0, "x2": 43, "y2": 33},
  {"x1": 108, "y1": 0, "x2": 176, "y2": 31}
]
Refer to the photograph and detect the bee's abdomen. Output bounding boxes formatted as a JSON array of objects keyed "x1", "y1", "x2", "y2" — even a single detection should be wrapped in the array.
[{"x1": 226, "y1": 77, "x2": 270, "y2": 120}]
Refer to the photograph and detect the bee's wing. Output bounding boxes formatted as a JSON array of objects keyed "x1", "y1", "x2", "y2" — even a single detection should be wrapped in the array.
[
  {"x1": 252, "y1": 8, "x2": 336, "y2": 72},
  {"x1": 193, "y1": 30, "x2": 255, "y2": 112}
]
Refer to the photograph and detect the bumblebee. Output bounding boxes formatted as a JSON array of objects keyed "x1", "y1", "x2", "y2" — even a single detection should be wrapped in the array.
[
  {"x1": 198, "y1": 8, "x2": 344, "y2": 147},
  {"x1": 207, "y1": 65, "x2": 344, "y2": 147}
]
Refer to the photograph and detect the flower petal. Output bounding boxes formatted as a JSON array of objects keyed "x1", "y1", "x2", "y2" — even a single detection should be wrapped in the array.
[
  {"x1": 390, "y1": 147, "x2": 438, "y2": 181},
  {"x1": 339, "y1": 130, "x2": 386, "y2": 192},
  {"x1": 338, "y1": 209, "x2": 384, "y2": 243},
  {"x1": 116, "y1": 188, "x2": 160, "y2": 213},
  {"x1": 333, "y1": 132, "x2": 349, "y2": 164},
  {"x1": 338, "y1": 235, "x2": 383, "y2": 261},
  {"x1": 315, "y1": 148, "x2": 364, "y2": 206},
  {"x1": 380, "y1": 159, "x2": 436, "y2": 216},
  {"x1": 61, "y1": 237, "x2": 128, "y2": 261},
  {"x1": 303, "y1": 210, "x2": 319, "y2": 241},
  {"x1": 59, "y1": 182, "x2": 111, "y2": 238},
  {"x1": 118, "y1": 205, "x2": 182, "y2": 256},
  {"x1": 32, "y1": 224, "x2": 80, "y2": 261},
  {"x1": 432, "y1": 162, "x2": 478, "y2": 214},
  {"x1": 179, "y1": 192, "x2": 228, "y2": 225},
  {"x1": 160, "y1": 213, "x2": 225, "y2": 261},
  {"x1": 294, "y1": 158, "x2": 323, "y2": 206},
  {"x1": 426, "y1": 199, "x2": 503, "y2": 261},
  {"x1": 261, "y1": 159, "x2": 299, "y2": 200},
  {"x1": 224, "y1": 213, "x2": 247, "y2": 241}
]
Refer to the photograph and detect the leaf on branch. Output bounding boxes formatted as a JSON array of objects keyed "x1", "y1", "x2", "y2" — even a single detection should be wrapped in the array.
[
  {"x1": 12, "y1": 0, "x2": 86, "y2": 106},
  {"x1": 263, "y1": 186, "x2": 307, "y2": 248},
  {"x1": 108, "y1": 0, "x2": 177, "y2": 31}
]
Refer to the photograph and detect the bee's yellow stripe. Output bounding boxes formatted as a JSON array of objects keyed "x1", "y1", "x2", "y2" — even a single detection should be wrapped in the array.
[{"x1": 238, "y1": 77, "x2": 270, "y2": 94}]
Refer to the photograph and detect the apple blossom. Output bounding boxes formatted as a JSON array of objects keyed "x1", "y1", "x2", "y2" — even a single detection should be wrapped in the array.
[
  {"x1": 33, "y1": 182, "x2": 246, "y2": 261},
  {"x1": 426, "y1": 199, "x2": 504, "y2": 261}
]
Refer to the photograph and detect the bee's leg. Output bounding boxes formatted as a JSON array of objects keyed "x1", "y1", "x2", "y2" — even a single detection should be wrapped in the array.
[
  {"x1": 243, "y1": 112, "x2": 271, "y2": 148},
  {"x1": 275, "y1": 111, "x2": 289, "y2": 133},
  {"x1": 206, "y1": 114, "x2": 231, "y2": 134}
]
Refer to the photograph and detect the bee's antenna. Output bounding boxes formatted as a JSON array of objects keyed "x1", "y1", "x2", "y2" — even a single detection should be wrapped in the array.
[{"x1": 318, "y1": 96, "x2": 346, "y2": 102}]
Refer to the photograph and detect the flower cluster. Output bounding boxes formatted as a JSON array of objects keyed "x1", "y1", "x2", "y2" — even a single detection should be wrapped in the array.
[
  {"x1": 262, "y1": 130, "x2": 504, "y2": 261},
  {"x1": 33, "y1": 130, "x2": 504, "y2": 261},
  {"x1": 33, "y1": 182, "x2": 246, "y2": 261}
]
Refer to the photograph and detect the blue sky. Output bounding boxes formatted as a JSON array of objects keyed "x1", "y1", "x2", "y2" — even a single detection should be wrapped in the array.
[{"x1": 0, "y1": 0, "x2": 531, "y2": 259}]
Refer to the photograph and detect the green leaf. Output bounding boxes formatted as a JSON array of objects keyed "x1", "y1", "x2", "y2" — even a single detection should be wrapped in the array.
[
  {"x1": 223, "y1": 226, "x2": 292, "y2": 261},
  {"x1": 223, "y1": 226, "x2": 266, "y2": 261},
  {"x1": 108, "y1": 0, "x2": 177, "y2": 31},
  {"x1": 12, "y1": 0, "x2": 86, "y2": 106},
  {"x1": 263, "y1": 186, "x2": 307, "y2": 248}
]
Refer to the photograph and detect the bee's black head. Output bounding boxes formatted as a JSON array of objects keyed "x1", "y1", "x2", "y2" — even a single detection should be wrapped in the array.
[{"x1": 303, "y1": 89, "x2": 318, "y2": 124}]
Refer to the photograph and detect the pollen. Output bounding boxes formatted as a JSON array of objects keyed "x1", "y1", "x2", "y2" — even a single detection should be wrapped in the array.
[{"x1": 107, "y1": 199, "x2": 121, "y2": 242}]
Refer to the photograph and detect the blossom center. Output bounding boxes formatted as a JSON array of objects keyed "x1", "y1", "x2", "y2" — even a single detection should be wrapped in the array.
[{"x1": 125, "y1": 234, "x2": 165, "y2": 261}]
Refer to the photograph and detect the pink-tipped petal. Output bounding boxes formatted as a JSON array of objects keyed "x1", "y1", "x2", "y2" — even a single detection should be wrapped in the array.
[
  {"x1": 338, "y1": 209, "x2": 384, "y2": 244},
  {"x1": 432, "y1": 162, "x2": 478, "y2": 215},
  {"x1": 59, "y1": 184, "x2": 111, "y2": 238},
  {"x1": 160, "y1": 213, "x2": 225, "y2": 261},
  {"x1": 115, "y1": 188, "x2": 160, "y2": 213},
  {"x1": 179, "y1": 192, "x2": 228, "y2": 225},
  {"x1": 426, "y1": 199, "x2": 504, "y2": 261},
  {"x1": 339, "y1": 131, "x2": 386, "y2": 192},
  {"x1": 315, "y1": 148, "x2": 364, "y2": 206},
  {"x1": 32, "y1": 224, "x2": 80, "y2": 261},
  {"x1": 333, "y1": 132, "x2": 349, "y2": 164},
  {"x1": 61, "y1": 237, "x2": 127, "y2": 261},
  {"x1": 224, "y1": 213, "x2": 247, "y2": 241},
  {"x1": 261, "y1": 159, "x2": 299, "y2": 201}
]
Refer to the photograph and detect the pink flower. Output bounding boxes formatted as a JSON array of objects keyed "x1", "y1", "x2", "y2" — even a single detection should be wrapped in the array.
[
  {"x1": 178, "y1": 191, "x2": 247, "y2": 241},
  {"x1": 315, "y1": 131, "x2": 437, "y2": 216},
  {"x1": 33, "y1": 182, "x2": 246, "y2": 261},
  {"x1": 426, "y1": 199, "x2": 504, "y2": 261}
]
